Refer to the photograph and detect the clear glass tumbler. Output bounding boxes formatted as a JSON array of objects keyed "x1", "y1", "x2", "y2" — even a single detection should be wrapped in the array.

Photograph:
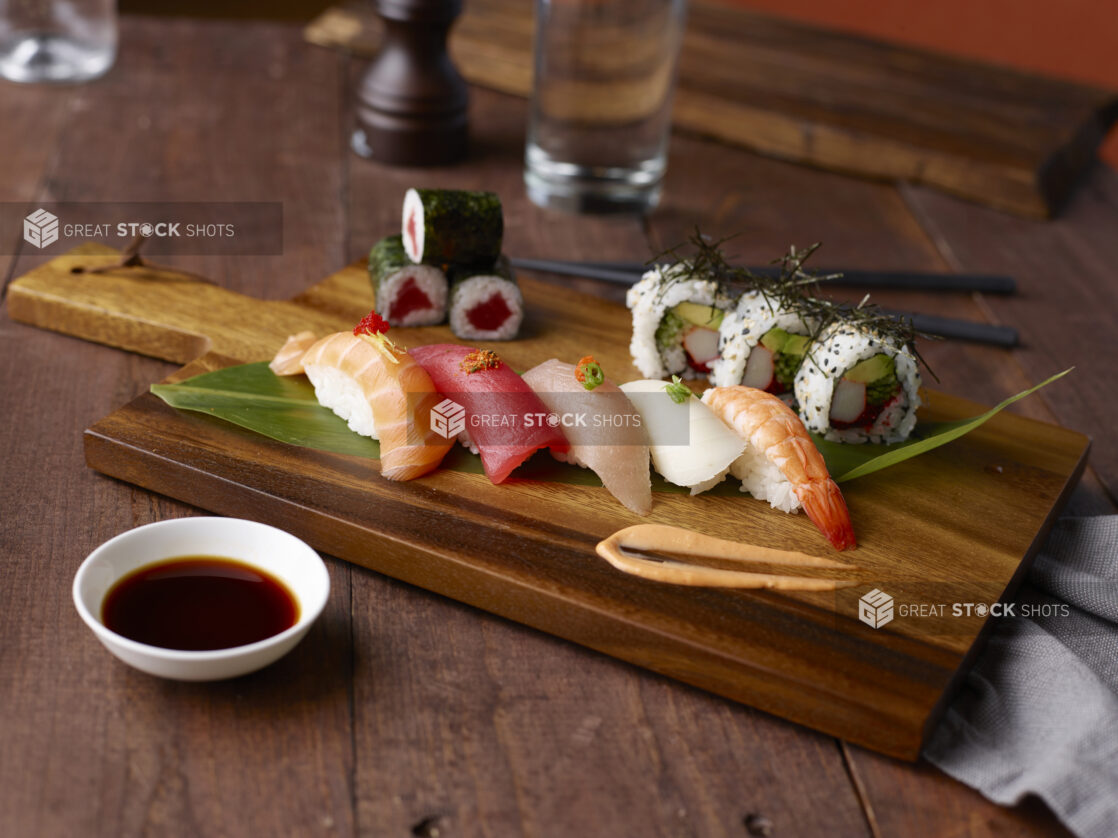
[
  {"x1": 0, "y1": 0, "x2": 117, "y2": 84},
  {"x1": 524, "y1": 0, "x2": 686, "y2": 214}
]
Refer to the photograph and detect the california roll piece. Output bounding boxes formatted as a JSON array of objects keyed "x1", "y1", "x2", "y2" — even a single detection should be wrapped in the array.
[
  {"x1": 709, "y1": 290, "x2": 816, "y2": 401},
  {"x1": 627, "y1": 264, "x2": 735, "y2": 380},
  {"x1": 369, "y1": 235, "x2": 448, "y2": 327},
  {"x1": 619, "y1": 378, "x2": 745, "y2": 496},
  {"x1": 402, "y1": 188, "x2": 503, "y2": 266},
  {"x1": 448, "y1": 256, "x2": 524, "y2": 340},
  {"x1": 794, "y1": 322, "x2": 921, "y2": 444}
]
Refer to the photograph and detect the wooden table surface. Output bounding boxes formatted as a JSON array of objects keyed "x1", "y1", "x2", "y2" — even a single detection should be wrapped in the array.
[{"x1": 2, "y1": 15, "x2": 1114, "y2": 838}]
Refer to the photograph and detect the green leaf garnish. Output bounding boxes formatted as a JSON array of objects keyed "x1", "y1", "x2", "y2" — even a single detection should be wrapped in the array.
[
  {"x1": 151, "y1": 362, "x2": 383, "y2": 457},
  {"x1": 815, "y1": 368, "x2": 1073, "y2": 482},
  {"x1": 664, "y1": 375, "x2": 693, "y2": 404},
  {"x1": 579, "y1": 361, "x2": 604, "y2": 391}
]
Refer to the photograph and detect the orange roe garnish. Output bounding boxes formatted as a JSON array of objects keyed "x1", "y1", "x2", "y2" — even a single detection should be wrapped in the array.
[
  {"x1": 459, "y1": 349, "x2": 501, "y2": 374},
  {"x1": 354, "y1": 310, "x2": 390, "y2": 337}
]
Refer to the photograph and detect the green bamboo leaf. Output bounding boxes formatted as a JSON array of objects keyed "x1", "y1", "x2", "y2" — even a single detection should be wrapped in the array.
[
  {"x1": 152, "y1": 362, "x2": 382, "y2": 458},
  {"x1": 816, "y1": 368, "x2": 1073, "y2": 482}
]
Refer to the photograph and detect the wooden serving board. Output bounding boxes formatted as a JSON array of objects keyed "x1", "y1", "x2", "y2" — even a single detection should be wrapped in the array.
[
  {"x1": 8, "y1": 244, "x2": 1089, "y2": 760},
  {"x1": 306, "y1": 0, "x2": 1118, "y2": 219}
]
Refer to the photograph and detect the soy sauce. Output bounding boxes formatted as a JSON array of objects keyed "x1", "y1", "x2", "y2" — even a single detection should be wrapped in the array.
[{"x1": 102, "y1": 556, "x2": 298, "y2": 651}]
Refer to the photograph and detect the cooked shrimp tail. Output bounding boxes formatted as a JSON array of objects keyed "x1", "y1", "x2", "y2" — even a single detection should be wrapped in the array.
[{"x1": 796, "y1": 480, "x2": 856, "y2": 551}]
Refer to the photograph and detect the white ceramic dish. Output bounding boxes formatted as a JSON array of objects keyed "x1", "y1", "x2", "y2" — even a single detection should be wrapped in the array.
[{"x1": 73, "y1": 517, "x2": 330, "y2": 681}]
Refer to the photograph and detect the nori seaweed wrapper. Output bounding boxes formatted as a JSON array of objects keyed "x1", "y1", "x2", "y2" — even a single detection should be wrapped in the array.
[
  {"x1": 447, "y1": 255, "x2": 517, "y2": 294},
  {"x1": 405, "y1": 188, "x2": 503, "y2": 266},
  {"x1": 368, "y1": 234, "x2": 410, "y2": 292}
]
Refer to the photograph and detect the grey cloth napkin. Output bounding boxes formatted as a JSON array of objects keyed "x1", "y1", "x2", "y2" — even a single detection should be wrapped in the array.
[{"x1": 925, "y1": 517, "x2": 1118, "y2": 838}]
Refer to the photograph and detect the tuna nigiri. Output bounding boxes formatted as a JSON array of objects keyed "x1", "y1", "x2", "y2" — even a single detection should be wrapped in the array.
[
  {"x1": 522, "y1": 357, "x2": 651, "y2": 515},
  {"x1": 702, "y1": 385, "x2": 856, "y2": 551},
  {"x1": 409, "y1": 343, "x2": 568, "y2": 484},
  {"x1": 269, "y1": 314, "x2": 453, "y2": 481},
  {"x1": 619, "y1": 378, "x2": 745, "y2": 495}
]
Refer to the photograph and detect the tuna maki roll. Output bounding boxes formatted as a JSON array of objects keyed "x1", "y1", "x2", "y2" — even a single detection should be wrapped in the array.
[
  {"x1": 794, "y1": 322, "x2": 922, "y2": 444},
  {"x1": 369, "y1": 235, "x2": 448, "y2": 327},
  {"x1": 448, "y1": 256, "x2": 524, "y2": 340},
  {"x1": 709, "y1": 290, "x2": 818, "y2": 401},
  {"x1": 627, "y1": 264, "x2": 736, "y2": 380},
  {"x1": 402, "y1": 188, "x2": 503, "y2": 266}
]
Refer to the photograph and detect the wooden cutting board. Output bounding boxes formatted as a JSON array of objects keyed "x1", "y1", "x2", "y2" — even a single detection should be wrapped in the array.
[
  {"x1": 8, "y1": 244, "x2": 1089, "y2": 760},
  {"x1": 306, "y1": 0, "x2": 1118, "y2": 219}
]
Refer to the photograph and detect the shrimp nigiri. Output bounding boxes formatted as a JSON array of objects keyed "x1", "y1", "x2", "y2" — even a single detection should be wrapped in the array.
[
  {"x1": 269, "y1": 314, "x2": 453, "y2": 481},
  {"x1": 702, "y1": 385, "x2": 856, "y2": 551}
]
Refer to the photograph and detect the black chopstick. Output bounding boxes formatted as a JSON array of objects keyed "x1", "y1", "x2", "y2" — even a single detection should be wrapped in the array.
[
  {"x1": 509, "y1": 257, "x2": 1016, "y2": 294},
  {"x1": 510, "y1": 257, "x2": 1019, "y2": 347},
  {"x1": 876, "y1": 309, "x2": 1019, "y2": 347}
]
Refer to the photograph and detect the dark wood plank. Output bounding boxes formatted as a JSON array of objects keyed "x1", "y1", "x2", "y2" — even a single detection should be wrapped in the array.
[
  {"x1": 4, "y1": 14, "x2": 346, "y2": 301},
  {"x1": 844, "y1": 747, "x2": 1074, "y2": 838},
  {"x1": 351, "y1": 571, "x2": 871, "y2": 837},
  {"x1": 900, "y1": 164, "x2": 1118, "y2": 504},
  {"x1": 0, "y1": 79, "x2": 69, "y2": 292},
  {"x1": 307, "y1": 0, "x2": 1118, "y2": 217},
  {"x1": 0, "y1": 16, "x2": 356, "y2": 838}
]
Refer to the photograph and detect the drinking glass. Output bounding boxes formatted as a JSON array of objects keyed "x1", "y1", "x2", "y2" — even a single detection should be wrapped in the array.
[
  {"x1": 524, "y1": 0, "x2": 687, "y2": 214},
  {"x1": 0, "y1": 0, "x2": 117, "y2": 83}
]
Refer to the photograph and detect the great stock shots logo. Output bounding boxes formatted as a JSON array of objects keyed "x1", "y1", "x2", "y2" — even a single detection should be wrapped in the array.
[
  {"x1": 430, "y1": 398, "x2": 466, "y2": 439},
  {"x1": 23, "y1": 208, "x2": 59, "y2": 249},
  {"x1": 858, "y1": 588, "x2": 894, "y2": 629},
  {"x1": 4, "y1": 202, "x2": 284, "y2": 255}
]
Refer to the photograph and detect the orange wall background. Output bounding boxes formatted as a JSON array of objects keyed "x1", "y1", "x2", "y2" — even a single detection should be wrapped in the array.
[{"x1": 732, "y1": 0, "x2": 1118, "y2": 168}]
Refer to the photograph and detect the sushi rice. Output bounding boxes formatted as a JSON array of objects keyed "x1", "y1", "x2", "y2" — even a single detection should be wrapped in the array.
[
  {"x1": 448, "y1": 257, "x2": 524, "y2": 341},
  {"x1": 304, "y1": 364, "x2": 381, "y2": 439},
  {"x1": 626, "y1": 264, "x2": 735, "y2": 380},
  {"x1": 794, "y1": 322, "x2": 921, "y2": 444}
]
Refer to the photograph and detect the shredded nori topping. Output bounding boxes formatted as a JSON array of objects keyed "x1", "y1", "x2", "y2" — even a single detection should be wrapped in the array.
[{"x1": 649, "y1": 229, "x2": 938, "y2": 379}]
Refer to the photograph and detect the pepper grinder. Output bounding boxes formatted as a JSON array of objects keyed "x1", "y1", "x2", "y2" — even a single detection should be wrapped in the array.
[{"x1": 351, "y1": 0, "x2": 469, "y2": 166}]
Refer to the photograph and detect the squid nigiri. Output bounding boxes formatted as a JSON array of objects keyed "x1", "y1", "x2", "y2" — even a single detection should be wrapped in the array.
[
  {"x1": 702, "y1": 385, "x2": 856, "y2": 551},
  {"x1": 618, "y1": 378, "x2": 745, "y2": 495},
  {"x1": 522, "y1": 357, "x2": 651, "y2": 515},
  {"x1": 269, "y1": 314, "x2": 453, "y2": 481}
]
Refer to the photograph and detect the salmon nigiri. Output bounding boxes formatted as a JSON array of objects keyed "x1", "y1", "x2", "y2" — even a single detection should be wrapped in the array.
[
  {"x1": 523, "y1": 357, "x2": 651, "y2": 515},
  {"x1": 702, "y1": 385, "x2": 856, "y2": 551},
  {"x1": 271, "y1": 313, "x2": 453, "y2": 481}
]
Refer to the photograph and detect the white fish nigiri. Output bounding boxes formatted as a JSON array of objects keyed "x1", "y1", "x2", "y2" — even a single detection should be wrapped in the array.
[
  {"x1": 619, "y1": 379, "x2": 746, "y2": 495},
  {"x1": 523, "y1": 359, "x2": 652, "y2": 515}
]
